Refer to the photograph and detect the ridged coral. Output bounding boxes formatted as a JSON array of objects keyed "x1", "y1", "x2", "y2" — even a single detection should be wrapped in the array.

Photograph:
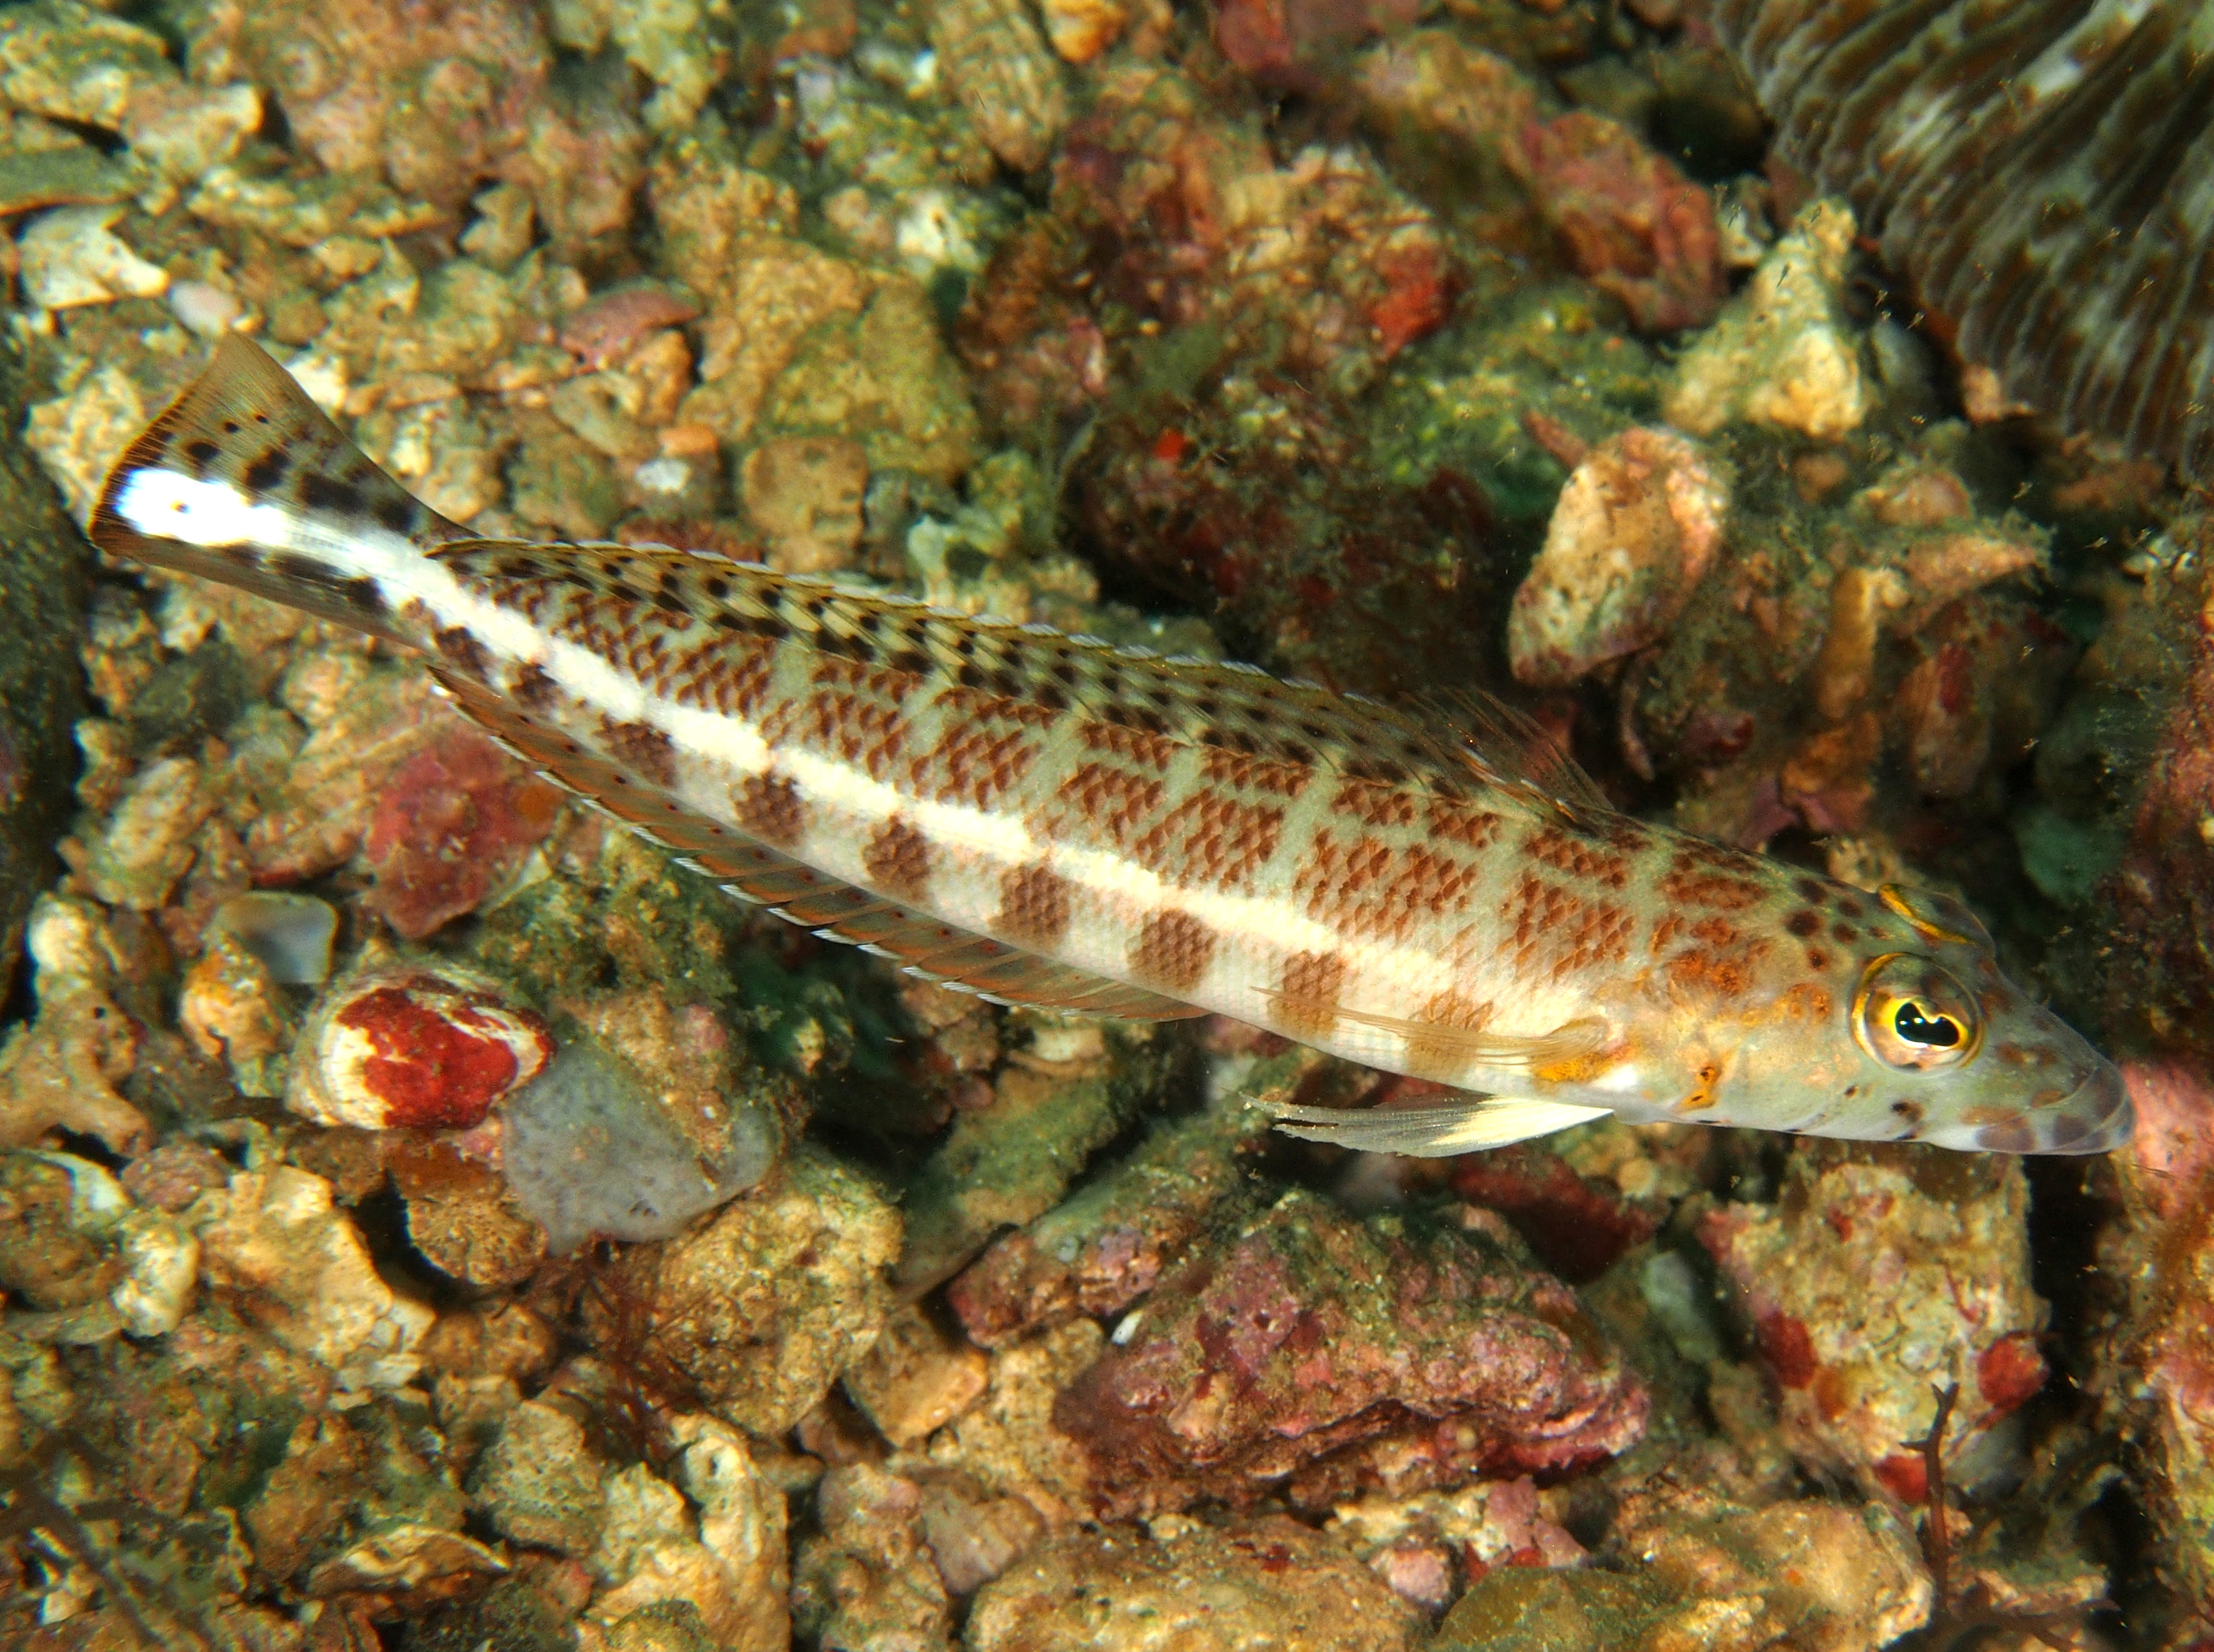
[{"x1": 1710, "y1": 0, "x2": 2214, "y2": 475}]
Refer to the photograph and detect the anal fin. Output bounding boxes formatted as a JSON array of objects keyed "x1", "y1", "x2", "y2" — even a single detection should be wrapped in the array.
[
  {"x1": 428, "y1": 669, "x2": 1199, "y2": 1020},
  {"x1": 1253, "y1": 1095, "x2": 1611, "y2": 1155}
]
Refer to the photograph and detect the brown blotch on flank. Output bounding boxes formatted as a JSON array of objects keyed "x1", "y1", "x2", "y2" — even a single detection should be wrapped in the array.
[
  {"x1": 434, "y1": 625, "x2": 493, "y2": 681},
  {"x1": 862, "y1": 816, "x2": 933, "y2": 900},
  {"x1": 909, "y1": 717, "x2": 1041, "y2": 808},
  {"x1": 1831, "y1": 921, "x2": 1858, "y2": 943},
  {"x1": 1548, "y1": 899, "x2": 1634, "y2": 980},
  {"x1": 1688, "y1": 915, "x2": 1739, "y2": 946},
  {"x1": 670, "y1": 639, "x2": 777, "y2": 718},
  {"x1": 996, "y1": 863, "x2": 1074, "y2": 947},
  {"x1": 1793, "y1": 877, "x2": 1827, "y2": 903},
  {"x1": 1427, "y1": 798, "x2": 1504, "y2": 852},
  {"x1": 1405, "y1": 990, "x2": 1494, "y2": 1072},
  {"x1": 1298, "y1": 836, "x2": 1479, "y2": 940},
  {"x1": 938, "y1": 683, "x2": 1058, "y2": 730},
  {"x1": 510, "y1": 662, "x2": 562, "y2": 714},
  {"x1": 1131, "y1": 909, "x2": 1215, "y2": 993},
  {"x1": 732, "y1": 773, "x2": 807, "y2": 845},
  {"x1": 1805, "y1": 947, "x2": 1830, "y2": 971},
  {"x1": 602, "y1": 718, "x2": 679, "y2": 789},
  {"x1": 1784, "y1": 909, "x2": 1822, "y2": 938},
  {"x1": 1274, "y1": 951, "x2": 1347, "y2": 1036},
  {"x1": 1131, "y1": 793, "x2": 1285, "y2": 892}
]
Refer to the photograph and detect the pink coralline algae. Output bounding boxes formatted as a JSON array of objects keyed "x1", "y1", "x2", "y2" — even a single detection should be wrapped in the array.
[
  {"x1": 1049, "y1": 62, "x2": 1458, "y2": 400},
  {"x1": 1211, "y1": 0, "x2": 1423, "y2": 87},
  {"x1": 1699, "y1": 1143, "x2": 2047, "y2": 1504},
  {"x1": 1052, "y1": 1188, "x2": 1647, "y2": 1518},
  {"x1": 2093, "y1": 1058, "x2": 2214, "y2": 1637},
  {"x1": 1450, "y1": 1145, "x2": 1663, "y2": 1284},
  {"x1": 557, "y1": 283, "x2": 703, "y2": 371},
  {"x1": 363, "y1": 726, "x2": 564, "y2": 940},
  {"x1": 1519, "y1": 111, "x2": 1726, "y2": 334},
  {"x1": 194, "y1": 0, "x2": 644, "y2": 248},
  {"x1": 286, "y1": 965, "x2": 554, "y2": 1132}
]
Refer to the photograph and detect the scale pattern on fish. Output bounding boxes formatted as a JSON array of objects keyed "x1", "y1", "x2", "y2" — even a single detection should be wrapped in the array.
[{"x1": 89, "y1": 337, "x2": 2132, "y2": 1157}]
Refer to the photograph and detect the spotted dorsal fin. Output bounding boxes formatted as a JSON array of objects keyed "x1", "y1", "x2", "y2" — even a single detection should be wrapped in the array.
[
  {"x1": 422, "y1": 533, "x2": 1582, "y2": 802},
  {"x1": 1403, "y1": 686, "x2": 1611, "y2": 818},
  {"x1": 426, "y1": 668, "x2": 1200, "y2": 1020}
]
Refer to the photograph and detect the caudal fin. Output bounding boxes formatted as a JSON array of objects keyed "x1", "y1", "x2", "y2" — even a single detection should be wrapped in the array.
[{"x1": 88, "y1": 334, "x2": 462, "y2": 637}]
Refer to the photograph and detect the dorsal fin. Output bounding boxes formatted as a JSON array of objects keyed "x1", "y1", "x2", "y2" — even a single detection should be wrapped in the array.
[
  {"x1": 423, "y1": 535, "x2": 1564, "y2": 801},
  {"x1": 1403, "y1": 686, "x2": 1611, "y2": 818},
  {"x1": 426, "y1": 668, "x2": 1200, "y2": 1020}
]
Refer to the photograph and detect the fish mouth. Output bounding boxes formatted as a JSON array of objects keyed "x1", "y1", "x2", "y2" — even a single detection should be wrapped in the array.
[{"x1": 2039, "y1": 1065, "x2": 2136, "y2": 1155}]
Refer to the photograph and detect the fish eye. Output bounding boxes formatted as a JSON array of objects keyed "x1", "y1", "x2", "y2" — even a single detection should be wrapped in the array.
[
  {"x1": 1852, "y1": 953, "x2": 1982, "y2": 1070},
  {"x1": 1893, "y1": 1000, "x2": 1961, "y2": 1047}
]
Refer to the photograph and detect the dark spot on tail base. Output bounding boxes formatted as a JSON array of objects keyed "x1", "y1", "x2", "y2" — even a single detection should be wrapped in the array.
[{"x1": 300, "y1": 473, "x2": 364, "y2": 515}]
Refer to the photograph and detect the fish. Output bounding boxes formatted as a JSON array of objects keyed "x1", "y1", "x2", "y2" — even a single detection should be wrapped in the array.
[
  {"x1": 1710, "y1": 0, "x2": 2214, "y2": 477},
  {"x1": 90, "y1": 336, "x2": 2133, "y2": 1157}
]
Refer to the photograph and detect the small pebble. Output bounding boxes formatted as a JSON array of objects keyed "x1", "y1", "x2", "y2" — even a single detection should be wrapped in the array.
[
  {"x1": 499, "y1": 1043, "x2": 777, "y2": 1253},
  {"x1": 167, "y1": 279, "x2": 244, "y2": 338},
  {"x1": 210, "y1": 890, "x2": 339, "y2": 985},
  {"x1": 18, "y1": 204, "x2": 168, "y2": 310}
]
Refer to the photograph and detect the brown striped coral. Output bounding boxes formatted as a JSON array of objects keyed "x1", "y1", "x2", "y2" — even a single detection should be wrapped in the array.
[{"x1": 1709, "y1": 0, "x2": 2214, "y2": 475}]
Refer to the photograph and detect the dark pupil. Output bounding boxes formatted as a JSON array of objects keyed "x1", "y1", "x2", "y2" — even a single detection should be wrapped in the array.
[{"x1": 1894, "y1": 1001, "x2": 1960, "y2": 1047}]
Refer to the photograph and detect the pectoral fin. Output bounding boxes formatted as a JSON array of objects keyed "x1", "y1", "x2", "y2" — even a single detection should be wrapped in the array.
[
  {"x1": 1254, "y1": 991, "x2": 1609, "y2": 1071},
  {"x1": 1254, "y1": 1096, "x2": 1611, "y2": 1155}
]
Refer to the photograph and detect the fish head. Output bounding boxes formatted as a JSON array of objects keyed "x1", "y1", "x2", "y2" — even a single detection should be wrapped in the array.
[
  {"x1": 1701, "y1": 879, "x2": 2132, "y2": 1154},
  {"x1": 1839, "y1": 883, "x2": 2130, "y2": 1154}
]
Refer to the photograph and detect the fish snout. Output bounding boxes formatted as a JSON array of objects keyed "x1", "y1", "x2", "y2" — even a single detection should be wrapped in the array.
[{"x1": 2031, "y1": 1063, "x2": 2135, "y2": 1155}]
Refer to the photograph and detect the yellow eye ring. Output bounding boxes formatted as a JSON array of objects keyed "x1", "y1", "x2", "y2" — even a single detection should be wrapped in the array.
[{"x1": 1851, "y1": 953, "x2": 1984, "y2": 1070}]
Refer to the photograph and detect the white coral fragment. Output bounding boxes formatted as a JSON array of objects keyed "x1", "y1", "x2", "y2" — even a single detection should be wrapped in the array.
[
  {"x1": 18, "y1": 204, "x2": 167, "y2": 309},
  {"x1": 192, "y1": 1165, "x2": 434, "y2": 1389},
  {"x1": 1665, "y1": 198, "x2": 1871, "y2": 441}
]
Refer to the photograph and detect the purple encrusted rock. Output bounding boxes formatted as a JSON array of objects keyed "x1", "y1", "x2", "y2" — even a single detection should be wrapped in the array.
[{"x1": 1052, "y1": 1188, "x2": 1647, "y2": 1517}]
